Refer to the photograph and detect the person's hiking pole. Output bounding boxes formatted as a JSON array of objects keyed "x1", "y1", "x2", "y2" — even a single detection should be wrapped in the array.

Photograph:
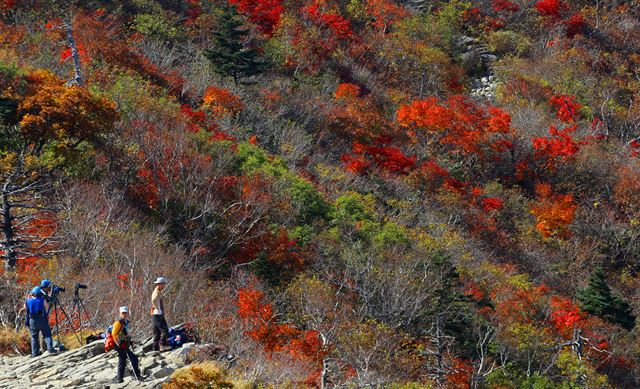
[{"x1": 128, "y1": 339, "x2": 142, "y2": 381}]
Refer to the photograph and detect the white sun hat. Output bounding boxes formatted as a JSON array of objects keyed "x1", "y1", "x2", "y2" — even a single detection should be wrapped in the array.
[
  {"x1": 119, "y1": 306, "x2": 129, "y2": 313},
  {"x1": 153, "y1": 277, "x2": 169, "y2": 284}
]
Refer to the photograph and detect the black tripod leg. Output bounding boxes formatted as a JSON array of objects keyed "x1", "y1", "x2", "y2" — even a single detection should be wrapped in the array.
[
  {"x1": 76, "y1": 297, "x2": 91, "y2": 343},
  {"x1": 54, "y1": 305, "x2": 61, "y2": 352},
  {"x1": 56, "y1": 302, "x2": 82, "y2": 346}
]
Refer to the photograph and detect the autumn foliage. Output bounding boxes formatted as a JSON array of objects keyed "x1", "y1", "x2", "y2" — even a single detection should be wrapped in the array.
[
  {"x1": 228, "y1": 0, "x2": 284, "y2": 36},
  {"x1": 397, "y1": 96, "x2": 514, "y2": 156},
  {"x1": 530, "y1": 183, "x2": 577, "y2": 239},
  {"x1": 237, "y1": 287, "x2": 326, "y2": 383}
]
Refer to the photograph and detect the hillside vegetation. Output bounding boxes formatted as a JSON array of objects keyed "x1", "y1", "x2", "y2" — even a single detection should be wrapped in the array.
[{"x1": 1, "y1": 0, "x2": 640, "y2": 387}]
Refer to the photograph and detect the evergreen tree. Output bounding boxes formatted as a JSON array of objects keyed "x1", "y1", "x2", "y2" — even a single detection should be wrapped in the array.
[
  {"x1": 578, "y1": 266, "x2": 635, "y2": 330},
  {"x1": 204, "y1": 4, "x2": 268, "y2": 84}
]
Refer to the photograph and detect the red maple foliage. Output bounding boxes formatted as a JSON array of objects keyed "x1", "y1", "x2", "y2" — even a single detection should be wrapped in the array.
[
  {"x1": 237, "y1": 287, "x2": 326, "y2": 382},
  {"x1": 342, "y1": 140, "x2": 416, "y2": 175},
  {"x1": 334, "y1": 82, "x2": 360, "y2": 100},
  {"x1": 550, "y1": 296, "x2": 584, "y2": 337},
  {"x1": 492, "y1": 0, "x2": 519, "y2": 13},
  {"x1": 481, "y1": 197, "x2": 504, "y2": 212},
  {"x1": 59, "y1": 43, "x2": 90, "y2": 64},
  {"x1": 534, "y1": 0, "x2": 566, "y2": 18},
  {"x1": 565, "y1": 13, "x2": 586, "y2": 38},
  {"x1": 0, "y1": 0, "x2": 16, "y2": 11},
  {"x1": 301, "y1": 1, "x2": 353, "y2": 40},
  {"x1": 549, "y1": 94, "x2": 582, "y2": 123},
  {"x1": 185, "y1": 0, "x2": 203, "y2": 23},
  {"x1": 364, "y1": 0, "x2": 408, "y2": 34},
  {"x1": 397, "y1": 96, "x2": 515, "y2": 157},
  {"x1": 229, "y1": 0, "x2": 284, "y2": 36},
  {"x1": 532, "y1": 125, "x2": 583, "y2": 169}
]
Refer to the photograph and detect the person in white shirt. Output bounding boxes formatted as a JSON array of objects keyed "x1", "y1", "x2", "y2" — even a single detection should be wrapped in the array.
[{"x1": 150, "y1": 277, "x2": 170, "y2": 351}]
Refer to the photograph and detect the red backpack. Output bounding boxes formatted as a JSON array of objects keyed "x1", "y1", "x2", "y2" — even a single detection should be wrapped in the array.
[{"x1": 104, "y1": 329, "x2": 116, "y2": 352}]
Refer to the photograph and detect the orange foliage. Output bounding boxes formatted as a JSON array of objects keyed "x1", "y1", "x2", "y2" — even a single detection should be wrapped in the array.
[
  {"x1": 330, "y1": 83, "x2": 398, "y2": 143},
  {"x1": 530, "y1": 183, "x2": 577, "y2": 239},
  {"x1": 17, "y1": 70, "x2": 117, "y2": 146},
  {"x1": 202, "y1": 86, "x2": 244, "y2": 119},
  {"x1": 334, "y1": 83, "x2": 360, "y2": 100},
  {"x1": 397, "y1": 96, "x2": 514, "y2": 156},
  {"x1": 363, "y1": 0, "x2": 408, "y2": 34},
  {"x1": 236, "y1": 287, "x2": 326, "y2": 379},
  {"x1": 446, "y1": 357, "x2": 472, "y2": 388},
  {"x1": 71, "y1": 12, "x2": 185, "y2": 96}
]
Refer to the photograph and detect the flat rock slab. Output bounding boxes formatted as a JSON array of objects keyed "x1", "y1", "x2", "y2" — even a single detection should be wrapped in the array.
[{"x1": 0, "y1": 340, "x2": 191, "y2": 388}]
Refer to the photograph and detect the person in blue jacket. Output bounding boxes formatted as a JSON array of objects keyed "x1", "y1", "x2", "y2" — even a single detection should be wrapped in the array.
[{"x1": 25, "y1": 286, "x2": 55, "y2": 357}]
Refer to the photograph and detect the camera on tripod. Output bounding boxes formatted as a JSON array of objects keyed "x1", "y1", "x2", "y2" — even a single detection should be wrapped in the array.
[
  {"x1": 75, "y1": 283, "x2": 87, "y2": 293},
  {"x1": 46, "y1": 284, "x2": 65, "y2": 305},
  {"x1": 44, "y1": 281, "x2": 90, "y2": 349}
]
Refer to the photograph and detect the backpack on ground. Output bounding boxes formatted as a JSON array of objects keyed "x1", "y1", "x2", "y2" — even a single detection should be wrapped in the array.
[{"x1": 104, "y1": 325, "x2": 115, "y2": 352}]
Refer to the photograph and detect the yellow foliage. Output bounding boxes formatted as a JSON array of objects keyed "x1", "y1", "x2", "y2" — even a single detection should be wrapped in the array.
[
  {"x1": 163, "y1": 361, "x2": 235, "y2": 389},
  {"x1": 18, "y1": 70, "x2": 118, "y2": 146}
]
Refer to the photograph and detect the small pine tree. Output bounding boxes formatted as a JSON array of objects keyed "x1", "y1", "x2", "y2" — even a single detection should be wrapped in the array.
[
  {"x1": 204, "y1": 4, "x2": 268, "y2": 84},
  {"x1": 578, "y1": 266, "x2": 635, "y2": 330}
]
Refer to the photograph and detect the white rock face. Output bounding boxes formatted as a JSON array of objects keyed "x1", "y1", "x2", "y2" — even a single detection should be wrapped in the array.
[{"x1": 0, "y1": 340, "x2": 188, "y2": 388}]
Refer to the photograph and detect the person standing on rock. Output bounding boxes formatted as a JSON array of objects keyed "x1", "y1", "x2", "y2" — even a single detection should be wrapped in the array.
[
  {"x1": 150, "y1": 277, "x2": 171, "y2": 352},
  {"x1": 112, "y1": 306, "x2": 143, "y2": 383},
  {"x1": 25, "y1": 286, "x2": 55, "y2": 357}
]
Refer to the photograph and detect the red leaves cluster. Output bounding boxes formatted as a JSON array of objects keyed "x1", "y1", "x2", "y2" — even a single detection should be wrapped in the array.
[
  {"x1": 343, "y1": 140, "x2": 416, "y2": 175},
  {"x1": 185, "y1": 0, "x2": 203, "y2": 23},
  {"x1": 202, "y1": 86, "x2": 244, "y2": 119},
  {"x1": 397, "y1": 96, "x2": 514, "y2": 157},
  {"x1": 334, "y1": 82, "x2": 361, "y2": 100},
  {"x1": 565, "y1": 13, "x2": 586, "y2": 38},
  {"x1": 330, "y1": 83, "x2": 397, "y2": 143},
  {"x1": 0, "y1": 0, "x2": 16, "y2": 11},
  {"x1": 550, "y1": 296, "x2": 584, "y2": 336},
  {"x1": 534, "y1": 0, "x2": 566, "y2": 19},
  {"x1": 492, "y1": 0, "x2": 519, "y2": 13},
  {"x1": 232, "y1": 228, "x2": 306, "y2": 277},
  {"x1": 229, "y1": 0, "x2": 284, "y2": 36},
  {"x1": 363, "y1": 0, "x2": 408, "y2": 34},
  {"x1": 532, "y1": 125, "x2": 582, "y2": 169},
  {"x1": 60, "y1": 43, "x2": 89, "y2": 64},
  {"x1": 549, "y1": 94, "x2": 581, "y2": 123},
  {"x1": 301, "y1": 1, "x2": 353, "y2": 40},
  {"x1": 236, "y1": 287, "x2": 326, "y2": 376},
  {"x1": 530, "y1": 183, "x2": 577, "y2": 239},
  {"x1": 481, "y1": 197, "x2": 504, "y2": 212}
]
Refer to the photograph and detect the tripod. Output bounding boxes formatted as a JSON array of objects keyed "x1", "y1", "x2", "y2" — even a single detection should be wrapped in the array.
[{"x1": 47, "y1": 286, "x2": 90, "y2": 350}]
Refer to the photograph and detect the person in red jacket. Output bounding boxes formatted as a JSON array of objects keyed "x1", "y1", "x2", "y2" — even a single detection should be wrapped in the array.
[{"x1": 112, "y1": 306, "x2": 143, "y2": 383}]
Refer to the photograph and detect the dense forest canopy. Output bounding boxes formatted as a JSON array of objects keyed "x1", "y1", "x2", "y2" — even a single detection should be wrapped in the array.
[{"x1": 1, "y1": 0, "x2": 640, "y2": 387}]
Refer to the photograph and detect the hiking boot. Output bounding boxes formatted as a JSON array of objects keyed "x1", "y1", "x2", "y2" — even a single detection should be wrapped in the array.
[
  {"x1": 113, "y1": 377, "x2": 124, "y2": 384},
  {"x1": 160, "y1": 345, "x2": 172, "y2": 352}
]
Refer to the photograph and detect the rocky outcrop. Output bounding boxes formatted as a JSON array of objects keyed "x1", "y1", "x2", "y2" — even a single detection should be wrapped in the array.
[
  {"x1": 0, "y1": 340, "x2": 201, "y2": 388},
  {"x1": 457, "y1": 36, "x2": 499, "y2": 101}
]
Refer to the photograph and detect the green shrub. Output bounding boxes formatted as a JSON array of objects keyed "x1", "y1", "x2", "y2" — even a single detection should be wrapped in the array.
[
  {"x1": 486, "y1": 30, "x2": 531, "y2": 57},
  {"x1": 331, "y1": 192, "x2": 376, "y2": 224}
]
